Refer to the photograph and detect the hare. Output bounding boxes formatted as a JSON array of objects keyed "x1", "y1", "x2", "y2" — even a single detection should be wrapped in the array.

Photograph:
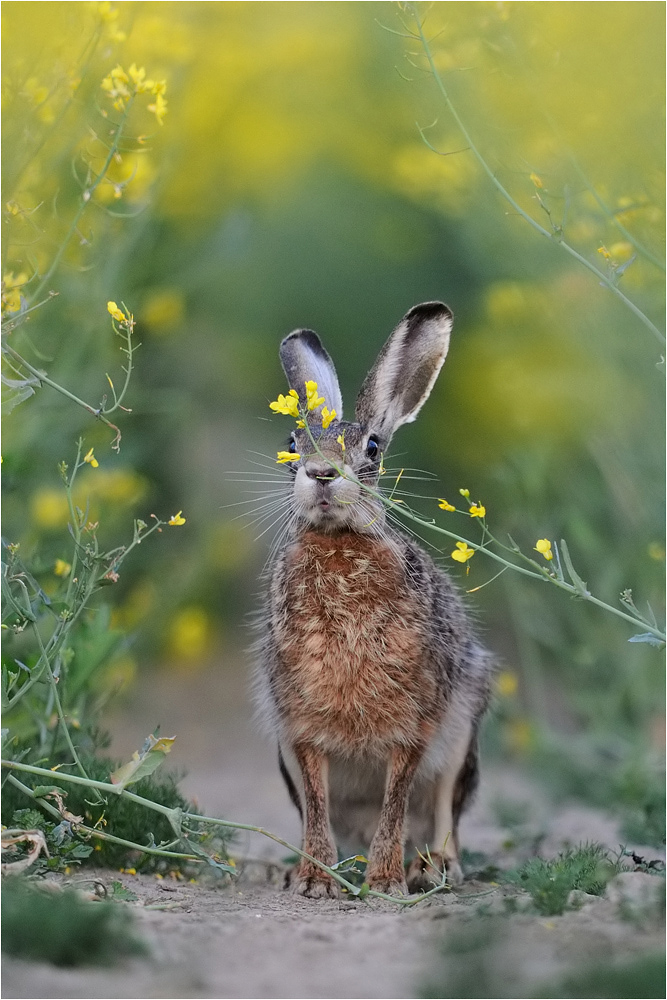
[{"x1": 255, "y1": 302, "x2": 493, "y2": 898}]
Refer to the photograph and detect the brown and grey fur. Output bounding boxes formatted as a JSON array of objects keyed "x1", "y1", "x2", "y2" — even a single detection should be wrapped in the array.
[{"x1": 254, "y1": 302, "x2": 494, "y2": 897}]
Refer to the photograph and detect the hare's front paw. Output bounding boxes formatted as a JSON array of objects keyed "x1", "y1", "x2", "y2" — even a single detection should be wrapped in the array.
[
  {"x1": 288, "y1": 863, "x2": 341, "y2": 899},
  {"x1": 406, "y1": 852, "x2": 463, "y2": 893}
]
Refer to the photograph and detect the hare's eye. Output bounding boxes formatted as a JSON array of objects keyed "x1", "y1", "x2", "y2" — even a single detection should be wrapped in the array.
[
  {"x1": 288, "y1": 437, "x2": 297, "y2": 454},
  {"x1": 366, "y1": 436, "x2": 380, "y2": 460}
]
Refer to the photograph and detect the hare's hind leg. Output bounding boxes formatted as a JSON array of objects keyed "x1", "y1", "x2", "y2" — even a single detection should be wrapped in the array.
[
  {"x1": 286, "y1": 743, "x2": 340, "y2": 899},
  {"x1": 406, "y1": 724, "x2": 478, "y2": 891}
]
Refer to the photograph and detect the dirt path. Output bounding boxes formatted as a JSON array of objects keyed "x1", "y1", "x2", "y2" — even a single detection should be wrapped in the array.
[{"x1": 4, "y1": 664, "x2": 665, "y2": 999}]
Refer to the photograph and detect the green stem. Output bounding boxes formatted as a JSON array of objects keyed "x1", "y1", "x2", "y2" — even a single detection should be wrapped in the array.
[
  {"x1": 407, "y1": 4, "x2": 665, "y2": 347},
  {"x1": 5, "y1": 774, "x2": 201, "y2": 862},
  {"x1": 567, "y1": 156, "x2": 665, "y2": 272},
  {"x1": 2, "y1": 344, "x2": 122, "y2": 450},
  {"x1": 299, "y1": 418, "x2": 664, "y2": 642},
  {"x1": 1, "y1": 760, "x2": 448, "y2": 904},
  {"x1": 30, "y1": 623, "x2": 90, "y2": 784}
]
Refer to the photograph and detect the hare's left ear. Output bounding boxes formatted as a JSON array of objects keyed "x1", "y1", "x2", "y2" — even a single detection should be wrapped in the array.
[
  {"x1": 355, "y1": 302, "x2": 452, "y2": 442},
  {"x1": 279, "y1": 329, "x2": 343, "y2": 417}
]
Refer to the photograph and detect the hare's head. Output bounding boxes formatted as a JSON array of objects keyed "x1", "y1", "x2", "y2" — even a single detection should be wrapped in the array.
[{"x1": 276, "y1": 302, "x2": 453, "y2": 535}]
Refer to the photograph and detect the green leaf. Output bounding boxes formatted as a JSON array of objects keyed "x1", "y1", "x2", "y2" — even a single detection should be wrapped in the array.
[
  {"x1": 628, "y1": 632, "x2": 665, "y2": 648},
  {"x1": 109, "y1": 880, "x2": 139, "y2": 902},
  {"x1": 357, "y1": 881, "x2": 370, "y2": 899},
  {"x1": 331, "y1": 854, "x2": 367, "y2": 873},
  {"x1": 71, "y1": 844, "x2": 94, "y2": 859},
  {"x1": 559, "y1": 539, "x2": 589, "y2": 596},
  {"x1": 32, "y1": 784, "x2": 65, "y2": 798},
  {"x1": 109, "y1": 733, "x2": 176, "y2": 789},
  {"x1": 185, "y1": 836, "x2": 236, "y2": 874}
]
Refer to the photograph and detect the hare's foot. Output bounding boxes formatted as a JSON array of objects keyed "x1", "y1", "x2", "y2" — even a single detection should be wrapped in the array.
[
  {"x1": 288, "y1": 862, "x2": 341, "y2": 899},
  {"x1": 406, "y1": 851, "x2": 463, "y2": 893},
  {"x1": 367, "y1": 874, "x2": 409, "y2": 897},
  {"x1": 366, "y1": 859, "x2": 409, "y2": 897}
]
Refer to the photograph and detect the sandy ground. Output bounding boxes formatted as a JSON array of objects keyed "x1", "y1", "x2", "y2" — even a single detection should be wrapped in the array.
[{"x1": 3, "y1": 662, "x2": 665, "y2": 1000}]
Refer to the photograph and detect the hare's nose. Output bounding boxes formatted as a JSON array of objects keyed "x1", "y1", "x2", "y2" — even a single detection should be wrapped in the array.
[{"x1": 304, "y1": 461, "x2": 337, "y2": 481}]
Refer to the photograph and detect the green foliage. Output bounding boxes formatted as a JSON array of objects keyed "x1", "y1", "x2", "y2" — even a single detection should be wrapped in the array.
[
  {"x1": 537, "y1": 953, "x2": 666, "y2": 1000},
  {"x1": 1, "y1": 879, "x2": 145, "y2": 966},
  {"x1": 421, "y1": 918, "x2": 512, "y2": 1000},
  {"x1": 529, "y1": 734, "x2": 666, "y2": 848},
  {"x1": 6, "y1": 807, "x2": 93, "y2": 873},
  {"x1": 2, "y1": 754, "x2": 210, "y2": 871},
  {"x1": 509, "y1": 844, "x2": 622, "y2": 916}
]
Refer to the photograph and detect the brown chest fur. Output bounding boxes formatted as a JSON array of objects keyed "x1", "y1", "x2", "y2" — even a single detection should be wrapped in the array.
[{"x1": 274, "y1": 532, "x2": 441, "y2": 756}]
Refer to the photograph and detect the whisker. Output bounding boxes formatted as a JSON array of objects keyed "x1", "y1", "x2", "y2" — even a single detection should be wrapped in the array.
[
  {"x1": 228, "y1": 496, "x2": 293, "y2": 527},
  {"x1": 220, "y1": 491, "x2": 289, "y2": 509}
]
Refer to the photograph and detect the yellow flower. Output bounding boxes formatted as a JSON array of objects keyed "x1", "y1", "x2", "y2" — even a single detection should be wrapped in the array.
[
  {"x1": 451, "y1": 541, "x2": 475, "y2": 563},
  {"x1": 337, "y1": 433, "x2": 346, "y2": 452},
  {"x1": 469, "y1": 504, "x2": 486, "y2": 518},
  {"x1": 648, "y1": 541, "x2": 665, "y2": 561},
  {"x1": 31, "y1": 488, "x2": 70, "y2": 529},
  {"x1": 438, "y1": 499, "x2": 455, "y2": 511},
  {"x1": 276, "y1": 451, "x2": 300, "y2": 464},
  {"x1": 168, "y1": 606, "x2": 211, "y2": 661},
  {"x1": 147, "y1": 91, "x2": 168, "y2": 125},
  {"x1": 296, "y1": 419, "x2": 305, "y2": 428},
  {"x1": 609, "y1": 241, "x2": 633, "y2": 262},
  {"x1": 54, "y1": 559, "x2": 72, "y2": 578},
  {"x1": 168, "y1": 511, "x2": 186, "y2": 526},
  {"x1": 597, "y1": 245, "x2": 612, "y2": 261},
  {"x1": 321, "y1": 406, "x2": 336, "y2": 429},
  {"x1": 496, "y1": 670, "x2": 518, "y2": 697},
  {"x1": 459, "y1": 488, "x2": 470, "y2": 498},
  {"x1": 529, "y1": 171, "x2": 544, "y2": 189},
  {"x1": 84, "y1": 448, "x2": 99, "y2": 468},
  {"x1": 305, "y1": 380, "x2": 324, "y2": 411},
  {"x1": 107, "y1": 301, "x2": 124, "y2": 322},
  {"x1": 269, "y1": 390, "x2": 299, "y2": 418},
  {"x1": 2, "y1": 271, "x2": 28, "y2": 313},
  {"x1": 128, "y1": 64, "x2": 155, "y2": 94},
  {"x1": 98, "y1": 2, "x2": 118, "y2": 23},
  {"x1": 128, "y1": 63, "x2": 145, "y2": 85},
  {"x1": 534, "y1": 538, "x2": 553, "y2": 561}
]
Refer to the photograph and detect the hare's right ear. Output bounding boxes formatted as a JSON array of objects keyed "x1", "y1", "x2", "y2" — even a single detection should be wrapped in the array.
[
  {"x1": 279, "y1": 329, "x2": 343, "y2": 417},
  {"x1": 355, "y1": 302, "x2": 453, "y2": 443}
]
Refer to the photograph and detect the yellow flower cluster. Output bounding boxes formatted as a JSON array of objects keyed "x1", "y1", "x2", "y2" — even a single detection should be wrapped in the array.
[
  {"x1": 269, "y1": 381, "x2": 337, "y2": 466},
  {"x1": 2, "y1": 271, "x2": 28, "y2": 314},
  {"x1": 437, "y1": 491, "x2": 486, "y2": 518},
  {"x1": 269, "y1": 380, "x2": 333, "y2": 420},
  {"x1": 269, "y1": 389, "x2": 299, "y2": 418},
  {"x1": 101, "y1": 64, "x2": 168, "y2": 123},
  {"x1": 305, "y1": 380, "x2": 324, "y2": 411}
]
